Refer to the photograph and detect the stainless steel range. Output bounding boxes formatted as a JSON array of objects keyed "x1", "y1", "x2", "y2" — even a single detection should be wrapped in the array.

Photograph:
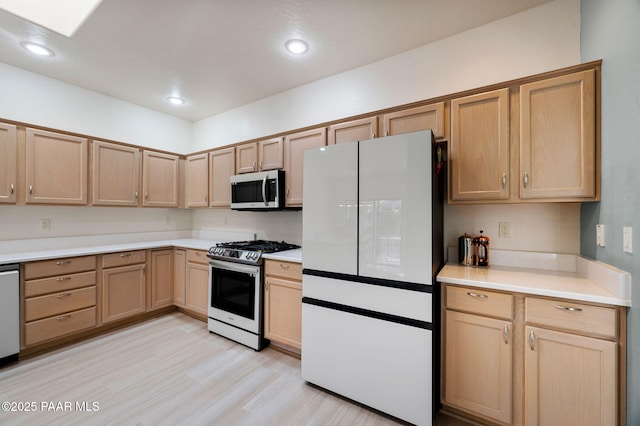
[{"x1": 207, "y1": 240, "x2": 299, "y2": 350}]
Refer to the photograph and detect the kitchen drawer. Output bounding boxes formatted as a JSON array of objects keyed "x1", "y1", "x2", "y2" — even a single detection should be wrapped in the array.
[
  {"x1": 186, "y1": 249, "x2": 208, "y2": 265},
  {"x1": 525, "y1": 297, "x2": 617, "y2": 338},
  {"x1": 102, "y1": 250, "x2": 146, "y2": 268},
  {"x1": 446, "y1": 286, "x2": 513, "y2": 320},
  {"x1": 24, "y1": 306, "x2": 96, "y2": 347},
  {"x1": 25, "y1": 271, "x2": 96, "y2": 297},
  {"x1": 25, "y1": 286, "x2": 96, "y2": 322},
  {"x1": 24, "y1": 256, "x2": 96, "y2": 280},
  {"x1": 265, "y1": 260, "x2": 302, "y2": 281}
]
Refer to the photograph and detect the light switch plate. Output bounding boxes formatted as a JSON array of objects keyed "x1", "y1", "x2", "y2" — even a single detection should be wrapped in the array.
[
  {"x1": 499, "y1": 221, "x2": 511, "y2": 238},
  {"x1": 596, "y1": 224, "x2": 606, "y2": 247},
  {"x1": 623, "y1": 227, "x2": 633, "y2": 253}
]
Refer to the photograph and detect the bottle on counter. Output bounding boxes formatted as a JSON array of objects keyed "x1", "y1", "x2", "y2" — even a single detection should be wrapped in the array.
[{"x1": 473, "y1": 230, "x2": 490, "y2": 267}]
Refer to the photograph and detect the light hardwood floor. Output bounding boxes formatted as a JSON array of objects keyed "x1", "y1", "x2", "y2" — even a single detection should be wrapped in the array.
[{"x1": 0, "y1": 312, "x2": 470, "y2": 425}]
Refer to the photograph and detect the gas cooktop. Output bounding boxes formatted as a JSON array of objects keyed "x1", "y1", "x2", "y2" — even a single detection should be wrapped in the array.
[{"x1": 207, "y1": 240, "x2": 300, "y2": 265}]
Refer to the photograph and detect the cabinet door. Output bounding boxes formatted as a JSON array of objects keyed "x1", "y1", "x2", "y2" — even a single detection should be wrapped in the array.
[
  {"x1": 142, "y1": 150, "x2": 179, "y2": 207},
  {"x1": 444, "y1": 310, "x2": 512, "y2": 424},
  {"x1": 236, "y1": 142, "x2": 258, "y2": 174},
  {"x1": 284, "y1": 127, "x2": 327, "y2": 207},
  {"x1": 328, "y1": 117, "x2": 377, "y2": 145},
  {"x1": 450, "y1": 89, "x2": 510, "y2": 201},
  {"x1": 26, "y1": 128, "x2": 88, "y2": 205},
  {"x1": 210, "y1": 147, "x2": 235, "y2": 207},
  {"x1": 382, "y1": 102, "x2": 445, "y2": 138},
  {"x1": 151, "y1": 250, "x2": 173, "y2": 309},
  {"x1": 102, "y1": 264, "x2": 146, "y2": 323},
  {"x1": 520, "y1": 70, "x2": 596, "y2": 200},
  {"x1": 186, "y1": 261, "x2": 209, "y2": 316},
  {"x1": 258, "y1": 137, "x2": 284, "y2": 170},
  {"x1": 185, "y1": 153, "x2": 209, "y2": 208},
  {"x1": 92, "y1": 140, "x2": 140, "y2": 206},
  {"x1": 174, "y1": 249, "x2": 186, "y2": 307},
  {"x1": 0, "y1": 122, "x2": 17, "y2": 204},
  {"x1": 265, "y1": 276, "x2": 302, "y2": 349},
  {"x1": 525, "y1": 326, "x2": 616, "y2": 426}
]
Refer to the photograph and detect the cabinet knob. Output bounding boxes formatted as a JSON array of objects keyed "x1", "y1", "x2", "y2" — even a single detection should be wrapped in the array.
[
  {"x1": 502, "y1": 173, "x2": 507, "y2": 188},
  {"x1": 10, "y1": 183, "x2": 15, "y2": 194},
  {"x1": 253, "y1": 161, "x2": 256, "y2": 171},
  {"x1": 260, "y1": 160, "x2": 263, "y2": 170},
  {"x1": 523, "y1": 172, "x2": 529, "y2": 187},
  {"x1": 503, "y1": 325, "x2": 510, "y2": 344},
  {"x1": 135, "y1": 191, "x2": 139, "y2": 199},
  {"x1": 29, "y1": 185, "x2": 33, "y2": 195},
  {"x1": 144, "y1": 192, "x2": 148, "y2": 198}
]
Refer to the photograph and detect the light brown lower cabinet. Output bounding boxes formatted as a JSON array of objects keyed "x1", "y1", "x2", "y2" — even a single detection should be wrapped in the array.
[
  {"x1": 101, "y1": 251, "x2": 147, "y2": 324},
  {"x1": 150, "y1": 249, "x2": 173, "y2": 309},
  {"x1": 22, "y1": 256, "x2": 97, "y2": 348},
  {"x1": 185, "y1": 250, "x2": 209, "y2": 316},
  {"x1": 264, "y1": 260, "x2": 302, "y2": 351},
  {"x1": 173, "y1": 249, "x2": 187, "y2": 307},
  {"x1": 442, "y1": 285, "x2": 625, "y2": 426}
]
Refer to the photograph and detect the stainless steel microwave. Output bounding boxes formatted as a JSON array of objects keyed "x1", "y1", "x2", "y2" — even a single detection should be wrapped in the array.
[{"x1": 230, "y1": 170, "x2": 285, "y2": 210}]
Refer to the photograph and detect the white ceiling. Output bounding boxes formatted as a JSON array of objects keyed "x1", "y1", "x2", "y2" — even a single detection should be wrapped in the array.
[{"x1": 0, "y1": 0, "x2": 552, "y2": 122}]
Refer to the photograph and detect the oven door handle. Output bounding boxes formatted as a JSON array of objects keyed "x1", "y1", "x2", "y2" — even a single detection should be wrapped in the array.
[
  {"x1": 262, "y1": 174, "x2": 268, "y2": 207},
  {"x1": 210, "y1": 259, "x2": 260, "y2": 275}
]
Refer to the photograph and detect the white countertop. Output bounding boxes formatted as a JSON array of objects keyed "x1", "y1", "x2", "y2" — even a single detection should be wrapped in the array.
[
  {"x1": 262, "y1": 248, "x2": 302, "y2": 263},
  {"x1": 437, "y1": 249, "x2": 631, "y2": 307}
]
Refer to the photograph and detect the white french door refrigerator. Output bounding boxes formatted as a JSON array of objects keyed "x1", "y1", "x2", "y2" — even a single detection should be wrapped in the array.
[{"x1": 301, "y1": 129, "x2": 445, "y2": 426}]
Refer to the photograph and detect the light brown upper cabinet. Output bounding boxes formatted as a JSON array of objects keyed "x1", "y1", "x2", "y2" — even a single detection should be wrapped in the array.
[
  {"x1": 142, "y1": 150, "x2": 179, "y2": 207},
  {"x1": 328, "y1": 117, "x2": 378, "y2": 145},
  {"x1": 209, "y1": 146, "x2": 235, "y2": 207},
  {"x1": 236, "y1": 137, "x2": 284, "y2": 174},
  {"x1": 382, "y1": 102, "x2": 445, "y2": 139},
  {"x1": 520, "y1": 69, "x2": 597, "y2": 200},
  {"x1": 26, "y1": 128, "x2": 88, "y2": 205},
  {"x1": 284, "y1": 127, "x2": 327, "y2": 207},
  {"x1": 0, "y1": 122, "x2": 17, "y2": 204},
  {"x1": 92, "y1": 140, "x2": 140, "y2": 206},
  {"x1": 450, "y1": 89, "x2": 510, "y2": 202},
  {"x1": 185, "y1": 152, "x2": 209, "y2": 208}
]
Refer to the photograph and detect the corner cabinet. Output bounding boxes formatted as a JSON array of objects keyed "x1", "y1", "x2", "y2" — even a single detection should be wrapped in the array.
[
  {"x1": 264, "y1": 260, "x2": 302, "y2": 351},
  {"x1": 520, "y1": 69, "x2": 597, "y2": 200},
  {"x1": 92, "y1": 140, "x2": 141, "y2": 206},
  {"x1": 25, "y1": 128, "x2": 88, "y2": 205},
  {"x1": 142, "y1": 150, "x2": 179, "y2": 207},
  {"x1": 0, "y1": 122, "x2": 17, "y2": 204},
  {"x1": 209, "y1": 147, "x2": 235, "y2": 207},
  {"x1": 284, "y1": 127, "x2": 326, "y2": 207}
]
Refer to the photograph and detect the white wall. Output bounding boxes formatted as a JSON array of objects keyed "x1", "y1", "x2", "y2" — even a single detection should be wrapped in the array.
[
  {"x1": 192, "y1": 0, "x2": 580, "y2": 151},
  {"x1": 0, "y1": 63, "x2": 192, "y2": 153}
]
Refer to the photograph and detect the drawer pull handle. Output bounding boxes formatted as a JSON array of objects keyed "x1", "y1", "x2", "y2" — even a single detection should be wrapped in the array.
[
  {"x1": 529, "y1": 330, "x2": 536, "y2": 350},
  {"x1": 56, "y1": 277, "x2": 71, "y2": 282},
  {"x1": 466, "y1": 292, "x2": 488, "y2": 300},
  {"x1": 120, "y1": 253, "x2": 132, "y2": 257},
  {"x1": 554, "y1": 305, "x2": 583, "y2": 312},
  {"x1": 56, "y1": 315, "x2": 71, "y2": 320},
  {"x1": 56, "y1": 293, "x2": 72, "y2": 299},
  {"x1": 280, "y1": 264, "x2": 290, "y2": 269},
  {"x1": 503, "y1": 325, "x2": 510, "y2": 344},
  {"x1": 56, "y1": 260, "x2": 71, "y2": 266}
]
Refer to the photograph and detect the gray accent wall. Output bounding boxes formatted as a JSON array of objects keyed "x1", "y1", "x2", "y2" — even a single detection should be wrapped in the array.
[{"x1": 581, "y1": 0, "x2": 640, "y2": 423}]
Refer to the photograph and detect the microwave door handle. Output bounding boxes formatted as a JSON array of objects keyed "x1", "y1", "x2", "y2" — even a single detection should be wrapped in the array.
[{"x1": 262, "y1": 175, "x2": 268, "y2": 206}]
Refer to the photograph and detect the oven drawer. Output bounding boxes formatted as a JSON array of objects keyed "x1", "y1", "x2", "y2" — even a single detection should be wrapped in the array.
[
  {"x1": 186, "y1": 249, "x2": 208, "y2": 264},
  {"x1": 25, "y1": 286, "x2": 97, "y2": 322}
]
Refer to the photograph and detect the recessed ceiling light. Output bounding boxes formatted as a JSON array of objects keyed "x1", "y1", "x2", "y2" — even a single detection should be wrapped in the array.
[
  {"x1": 285, "y1": 39, "x2": 308, "y2": 55},
  {"x1": 20, "y1": 41, "x2": 54, "y2": 57},
  {"x1": 167, "y1": 96, "x2": 185, "y2": 105}
]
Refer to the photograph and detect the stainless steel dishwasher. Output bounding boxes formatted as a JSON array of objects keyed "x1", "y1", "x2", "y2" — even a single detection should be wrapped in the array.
[{"x1": 0, "y1": 264, "x2": 19, "y2": 365}]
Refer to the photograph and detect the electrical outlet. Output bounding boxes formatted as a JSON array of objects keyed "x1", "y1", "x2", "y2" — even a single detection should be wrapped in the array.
[
  {"x1": 623, "y1": 227, "x2": 633, "y2": 253},
  {"x1": 499, "y1": 222, "x2": 511, "y2": 238},
  {"x1": 40, "y1": 218, "x2": 51, "y2": 231},
  {"x1": 596, "y1": 224, "x2": 606, "y2": 247},
  {"x1": 164, "y1": 216, "x2": 171, "y2": 225}
]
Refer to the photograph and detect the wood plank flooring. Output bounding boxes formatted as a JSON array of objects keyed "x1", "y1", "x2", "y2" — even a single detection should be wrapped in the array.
[{"x1": 0, "y1": 312, "x2": 471, "y2": 425}]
